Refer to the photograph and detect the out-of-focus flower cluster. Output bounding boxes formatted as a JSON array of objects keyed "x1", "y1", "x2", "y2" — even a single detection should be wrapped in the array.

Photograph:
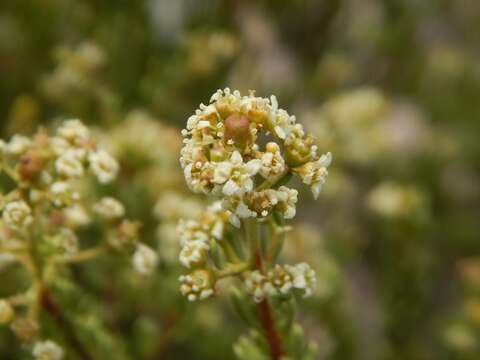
[{"x1": 0, "y1": 119, "x2": 157, "y2": 357}]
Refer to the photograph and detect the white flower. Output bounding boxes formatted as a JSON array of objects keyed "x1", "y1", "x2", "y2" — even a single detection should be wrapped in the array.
[
  {"x1": 93, "y1": 197, "x2": 125, "y2": 221},
  {"x1": 0, "y1": 299, "x2": 14, "y2": 324},
  {"x1": 2, "y1": 200, "x2": 33, "y2": 229},
  {"x1": 179, "y1": 240, "x2": 209, "y2": 268},
  {"x1": 50, "y1": 228, "x2": 79, "y2": 257},
  {"x1": 133, "y1": 243, "x2": 158, "y2": 275},
  {"x1": 259, "y1": 142, "x2": 286, "y2": 178},
  {"x1": 57, "y1": 119, "x2": 90, "y2": 145},
  {"x1": 50, "y1": 136, "x2": 71, "y2": 156},
  {"x1": 213, "y1": 151, "x2": 260, "y2": 197},
  {"x1": 267, "y1": 265, "x2": 294, "y2": 295},
  {"x1": 89, "y1": 149, "x2": 119, "y2": 183},
  {"x1": 223, "y1": 198, "x2": 257, "y2": 228},
  {"x1": 5, "y1": 135, "x2": 31, "y2": 155},
  {"x1": 63, "y1": 204, "x2": 91, "y2": 227},
  {"x1": 293, "y1": 152, "x2": 332, "y2": 199},
  {"x1": 50, "y1": 181, "x2": 80, "y2": 207},
  {"x1": 179, "y1": 269, "x2": 215, "y2": 301},
  {"x1": 275, "y1": 186, "x2": 298, "y2": 219},
  {"x1": 177, "y1": 219, "x2": 209, "y2": 245},
  {"x1": 32, "y1": 340, "x2": 64, "y2": 360},
  {"x1": 286, "y1": 262, "x2": 317, "y2": 298},
  {"x1": 55, "y1": 150, "x2": 84, "y2": 178},
  {"x1": 244, "y1": 270, "x2": 269, "y2": 303}
]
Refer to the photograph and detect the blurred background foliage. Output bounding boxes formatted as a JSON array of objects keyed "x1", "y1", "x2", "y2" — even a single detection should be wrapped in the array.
[{"x1": 0, "y1": 0, "x2": 480, "y2": 359}]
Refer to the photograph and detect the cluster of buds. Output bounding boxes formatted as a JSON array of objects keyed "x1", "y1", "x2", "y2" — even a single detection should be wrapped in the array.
[
  {"x1": 177, "y1": 89, "x2": 331, "y2": 303},
  {"x1": 180, "y1": 88, "x2": 331, "y2": 228},
  {"x1": 0, "y1": 119, "x2": 157, "y2": 350},
  {"x1": 245, "y1": 263, "x2": 317, "y2": 302},
  {"x1": 176, "y1": 201, "x2": 230, "y2": 300}
]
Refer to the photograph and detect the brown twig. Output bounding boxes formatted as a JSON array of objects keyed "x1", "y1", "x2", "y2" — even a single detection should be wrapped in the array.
[{"x1": 40, "y1": 288, "x2": 94, "y2": 360}]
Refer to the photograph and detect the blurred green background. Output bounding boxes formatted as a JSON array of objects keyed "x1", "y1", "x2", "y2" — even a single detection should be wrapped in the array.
[{"x1": 1, "y1": 0, "x2": 480, "y2": 359}]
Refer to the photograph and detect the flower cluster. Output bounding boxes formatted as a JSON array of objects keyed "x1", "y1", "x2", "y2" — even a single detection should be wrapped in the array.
[
  {"x1": 177, "y1": 89, "x2": 331, "y2": 303},
  {"x1": 245, "y1": 263, "x2": 317, "y2": 302},
  {"x1": 180, "y1": 88, "x2": 331, "y2": 228},
  {"x1": 176, "y1": 201, "x2": 230, "y2": 300},
  {"x1": 0, "y1": 119, "x2": 157, "y2": 352}
]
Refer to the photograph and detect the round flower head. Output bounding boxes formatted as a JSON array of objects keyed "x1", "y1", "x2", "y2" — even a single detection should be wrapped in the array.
[
  {"x1": 32, "y1": 340, "x2": 64, "y2": 360},
  {"x1": 88, "y1": 149, "x2": 119, "y2": 183},
  {"x1": 5, "y1": 135, "x2": 31, "y2": 156},
  {"x1": 132, "y1": 243, "x2": 159, "y2": 275},
  {"x1": 180, "y1": 88, "x2": 332, "y2": 224},
  {"x1": 93, "y1": 197, "x2": 125, "y2": 221},
  {"x1": 56, "y1": 119, "x2": 90, "y2": 145},
  {"x1": 2, "y1": 200, "x2": 33, "y2": 229},
  {"x1": 55, "y1": 150, "x2": 85, "y2": 179},
  {"x1": 179, "y1": 269, "x2": 215, "y2": 301}
]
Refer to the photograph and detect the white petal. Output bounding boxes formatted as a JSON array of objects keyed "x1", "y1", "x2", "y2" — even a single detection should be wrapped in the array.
[
  {"x1": 223, "y1": 179, "x2": 240, "y2": 196},
  {"x1": 246, "y1": 159, "x2": 261, "y2": 176},
  {"x1": 229, "y1": 214, "x2": 240, "y2": 228},
  {"x1": 230, "y1": 151, "x2": 243, "y2": 165},
  {"x1": 213, "y1": 162, "x2": 232, "y2": 184}
]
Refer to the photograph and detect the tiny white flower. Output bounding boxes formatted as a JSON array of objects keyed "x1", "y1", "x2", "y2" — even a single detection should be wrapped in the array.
[
  {"x1": 50, "y1": 181, "x2": 80, "y2": 207},
  {"x1": 293, "y1": 152, "x2": 332, "y2": 199},
  {"x1": 245, "y1": 270, "x2": 269, "y2": 303},
  {"x1": 275, "y1": 186, "x2": 298, "y2": 219},
  {"x1": 63, "y1": 204, "x2": 91, "y2": 227},
  {"x1": 55, "y1": 150, "x2": 84, "y2": 179},
  {"x1": 179, "y1": 240, "x2": 209, "y2": 268},
  {"x1": 57, "y1": 119, "x2": 90, "y2": 145},
  {"x1": 133, "y1": 243, "x2": 158, "y2": 275},
  {"x1": 93, "y1": 197, "x2": 125, "y2": 221},
  {"x1": 179, "y1": 269, "x2": 215, "y2": 301},
  {"x1": 50, "y1": 136, "x2": 71, "y2": 156},
  {"x1": 2, "y1": 200, "x2": 33, "y2": 229},
  {"x1": 32, "y1": 340, "x2": 64, "y2": 360},
  {"x1": 259, "y1": 142, "x2": 285, "y2": 178},
  {"x1": 286, "y1": 262, "x2": 317, "y2": 298},
  {"x1": 213, "y1": 151, "x2": 259, "y2": 197},
  {"x1": 50, "y1": 228, "x2": 79, "y2": 257},
  {"x1": 5, "y1": 135, "x2": 31, "y2": 156},
  {"x1": 89, "y1": 149, "x2": 119, "y2": 183}
]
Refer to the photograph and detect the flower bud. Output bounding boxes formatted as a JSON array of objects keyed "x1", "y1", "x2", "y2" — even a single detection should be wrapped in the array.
[
  {"x1": 109, "y1": 220, "x2": 141, "y2": 249},
  {"x1": 179, "y1": 269, "x2": 215, "y2": 301},
  {"x1": 2, "y1": 200, "x2": 33, "y2": 229},
  {"x1": 224, "y1": 114, "x2": 251, "y2": 147},
  {"x1": 17, "y1": 152, "x2": 45, "y2": 181},
  {"x1": 132, "y1": 243, "x2": 158, "y2": 275}
]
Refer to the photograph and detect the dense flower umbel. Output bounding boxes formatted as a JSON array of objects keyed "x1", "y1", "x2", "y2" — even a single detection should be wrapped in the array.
[
  {"x1": 177, "y1": 89, "x2": 331, "y2": 303},
  {"x1": 180, "y1": 88, "x2": 331, "y2": 227},
  {"x1": 0, "y1": 119, "x2": 157, "y2": 349}
]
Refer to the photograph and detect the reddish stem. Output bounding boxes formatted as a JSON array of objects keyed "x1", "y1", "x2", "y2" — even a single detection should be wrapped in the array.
[
  {"x1": 254, "y1": 251, "x2": 285, "y2": 359},
  {"x1": 40, "y1": 288, "x2": 93, "y2": 360},
  {"x1": 257, "y1": 300, "x2": 285, "y2": 360}
]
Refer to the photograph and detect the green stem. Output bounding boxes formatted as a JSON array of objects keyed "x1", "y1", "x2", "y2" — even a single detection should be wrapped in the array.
[
  {"x1": 215, "y1": 262, "x2": 250, "y2": 279},
  {"x1": 51, "y1": 244, "x2": 108, "y2": 264}
]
